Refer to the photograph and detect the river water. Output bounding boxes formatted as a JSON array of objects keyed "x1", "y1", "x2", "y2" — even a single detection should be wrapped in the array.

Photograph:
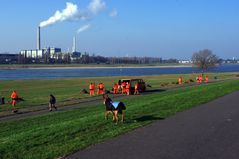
[{"x1": 0, "y1": 64, "x2": 238, "y2": 80}]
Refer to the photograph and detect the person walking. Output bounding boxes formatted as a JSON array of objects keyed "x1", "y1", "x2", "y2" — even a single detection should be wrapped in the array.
[
  {"x1": 10, "y1": 90, "x2": 18, "y2": 112},
  {"x1": 49, "y1": 94, "x2": 57, "y2": 111}
]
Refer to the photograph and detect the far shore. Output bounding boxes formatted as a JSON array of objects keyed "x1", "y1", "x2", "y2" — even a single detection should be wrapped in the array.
[
  {"x1": 30, "y1": 65, "x2": 192, "y2": 69},
  {"x1": 0, "y1": 64, "x2": 192, "y2": 69}
]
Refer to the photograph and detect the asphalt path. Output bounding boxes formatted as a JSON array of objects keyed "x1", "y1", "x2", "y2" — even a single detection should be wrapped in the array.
[{"x1": 66, "y1": 91, "x2": 239, "y2": 159}]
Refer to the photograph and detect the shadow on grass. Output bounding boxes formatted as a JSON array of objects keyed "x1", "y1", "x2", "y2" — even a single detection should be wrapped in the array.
[
  {"x1": 134, "y1": 115, "x2": 164, "y2": 122},
  {"x1": 145, "y1": 89, "x2": 166, "y2": 93}
]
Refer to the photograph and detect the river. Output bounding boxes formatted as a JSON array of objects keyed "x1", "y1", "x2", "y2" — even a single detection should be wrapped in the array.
[{"x1": 0, "y1": 64, "x2": 238, "y2": 80}]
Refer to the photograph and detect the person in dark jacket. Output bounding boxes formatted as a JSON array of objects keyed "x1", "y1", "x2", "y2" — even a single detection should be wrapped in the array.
[{"x1": 49, "y1": 94, "x2": 57, "y2": 111}]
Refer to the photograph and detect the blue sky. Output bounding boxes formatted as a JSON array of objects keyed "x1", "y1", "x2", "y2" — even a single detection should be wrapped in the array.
[{"x1": 0, "y1": 0, "x2": 239, "y2": 59}]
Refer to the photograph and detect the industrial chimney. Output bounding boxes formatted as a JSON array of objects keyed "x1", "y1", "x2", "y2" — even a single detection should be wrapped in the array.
[
  {"x1": 37, "y1": 26, "x2": 41, "y2": 50},
  {"x1": 72, "y1": 36, "x2": 76, "y2": 53}
]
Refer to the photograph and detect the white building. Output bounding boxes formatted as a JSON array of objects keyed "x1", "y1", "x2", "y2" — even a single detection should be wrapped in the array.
[
  {"x1": 20, "y1": 47, "x2": 61, "y2": 59},
  {"x1": 178, "y1": 60, "x2": 192, "y2": 64}
]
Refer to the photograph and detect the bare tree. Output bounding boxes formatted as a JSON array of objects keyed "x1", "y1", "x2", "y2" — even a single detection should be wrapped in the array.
[{"x1": 192, "y1": 49, "x2": 219, "y2": 73}]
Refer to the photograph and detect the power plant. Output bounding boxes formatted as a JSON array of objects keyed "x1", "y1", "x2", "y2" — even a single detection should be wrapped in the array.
[
  {"x1": 19, "y1": 26, "x2": 82, "y2": 63},
  {"x1": 20, "y1": 26, "x2": 65, "y2": 63}
]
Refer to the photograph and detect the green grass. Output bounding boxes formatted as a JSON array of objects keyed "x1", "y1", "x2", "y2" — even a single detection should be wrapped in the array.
[
  {"x1": 1, "y1": 79, "x2": 239, "y2": 159},
  {"x1": 1, "y1": 72, "x2": 238, "y2": 113}
]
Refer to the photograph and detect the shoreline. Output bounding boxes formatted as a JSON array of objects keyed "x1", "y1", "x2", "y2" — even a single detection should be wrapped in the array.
[{"x1": 0, "y1": 65, "x2": 192, "y2": 70}]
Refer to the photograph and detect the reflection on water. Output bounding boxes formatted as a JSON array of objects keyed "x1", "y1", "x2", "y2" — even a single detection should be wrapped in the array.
[{"x1": 0, "y1": 64, "x2": 238, "y2": 80}]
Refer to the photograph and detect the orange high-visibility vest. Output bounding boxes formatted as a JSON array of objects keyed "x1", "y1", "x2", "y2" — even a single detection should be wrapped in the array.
[
  {"x1": 135, "y1": 83, "x2": 139, "y2": 90},
  {"x1": 205, "y1": 76, "x2": 209, "y2": 82},
  {"x1": 113, "y1": 84, "x2": 118, "y2": 90},
  {"x1": 11, "y1": 91, "x2": 18, "y2": 99},
  {"x1": 126, "y1": 83, "x2": 130, "y2": 89},
  {"x1": 178, "y1": 78, "x2": 182, "y2": 83},
  {"x1": 99, "y1": 83, "x2": 104, "y2": 89},
  {"x1": 89, "y1": 84, "x2": 94, "y2": 90}
]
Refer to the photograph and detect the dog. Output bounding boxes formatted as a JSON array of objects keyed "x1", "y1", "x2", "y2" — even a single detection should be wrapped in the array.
[{"x1": 103, "y1": 94, "x2": 126, "y2": 124}]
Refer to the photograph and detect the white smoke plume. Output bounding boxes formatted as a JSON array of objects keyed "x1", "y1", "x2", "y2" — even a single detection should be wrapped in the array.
[
  {"x1": 39, "y1": 2, "x2": 86, "y2": 28},
  {"x1": 88, "y1": 0, "x2": 106, "y2": 14},
  {"x1": 39, "y1": 0, "x2": 110, "y2": 28},
  {"x1": 77, "y1": 24, "x2": 91, "y2": 34}
]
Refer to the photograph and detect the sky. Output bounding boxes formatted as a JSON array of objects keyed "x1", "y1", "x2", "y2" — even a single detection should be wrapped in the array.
[{"x1": 0, "y1": 0, "x2": 239, "y2": 59}]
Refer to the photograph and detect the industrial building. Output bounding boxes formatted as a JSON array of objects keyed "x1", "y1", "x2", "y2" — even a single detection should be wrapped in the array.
[
  {"x1": 20, "y1": 47, "x2": 61, "y2": 59},
  {"x1": 18, "y1": 26, "x2": 82, "y2": 64},
  {"x1": 19, "y1": 47, "x2": 70, "y2": 63},
  {"x1": 0, "y1": 53, "x2": 19, "y2": 64}
]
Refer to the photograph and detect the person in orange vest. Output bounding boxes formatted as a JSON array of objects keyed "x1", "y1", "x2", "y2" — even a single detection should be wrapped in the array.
[
  {"x1": 178, "y1": 76, "x2": 183, "y2": 85},
  {"x1": 98, "y1": 83, "x2": 104, "y2": 95},
  {"x1": 196, "y1": 76, "x2": 199, "y2": 84},
  {"x1": 199, "y1": 75, "x2": 203, "y2": 84},
  {"x1": 205, "y1": 75, "x2": 209, "y2": 83},
  {"x1": 113, "y1": 83, "x2": 118, "y2": 94},
  {"x1": 97, "y1": 83, "x2": 101, "y2": 95},
  {"x1": 118, "y1": 80, "x2": 122, "y2": 93},
  {"x1": 134, "y1": 82, "x2": 139, "y2": 95},
  {"x1": 121, "y1": 82, "x2": 126, "y2": 94},
  {"x1": 126, "y1": 82, "x2": 131, "y2": 95},
  {"x1": 89, "y1": 83, "x2": 95, "y2": 96},
  {"x1": 10, "y1": 90, "x2": 18, "y2": 112}
]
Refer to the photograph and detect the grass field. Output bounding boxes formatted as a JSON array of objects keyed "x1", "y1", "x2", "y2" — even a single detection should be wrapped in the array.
[
  {"x1": 1, "y1": 79, "x2": 239, "y2": 159},
  {"x1": 0, "y1": 72, "x2": 238, "y2": 113}
]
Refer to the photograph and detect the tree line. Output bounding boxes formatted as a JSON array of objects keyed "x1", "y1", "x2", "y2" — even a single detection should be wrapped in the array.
[{"x1": 1, "y1": 49, "x2": 221, "y2": 69}]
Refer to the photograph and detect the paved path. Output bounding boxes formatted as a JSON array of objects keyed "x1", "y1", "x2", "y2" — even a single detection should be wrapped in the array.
[{"x1": 66, "y1": 91, "x2": 239, "y2": 159}]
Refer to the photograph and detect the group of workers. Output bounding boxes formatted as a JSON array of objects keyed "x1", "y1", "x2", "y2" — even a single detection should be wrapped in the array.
[
  {"x1": 7, "y1": 75, "x2": 209, "y2": 112},
  {"x1": 178, "y1": 75, "x2": 209, "y2": 85},
  {"x1": 196, "y1": 75, "x2": 209, "y2": 84},
  {"x1": 89, "y1": 83, "x2": 105, "y2": 96},
  {"x1": 89, "y1": 82, "x2": 140, "y2": 96}
]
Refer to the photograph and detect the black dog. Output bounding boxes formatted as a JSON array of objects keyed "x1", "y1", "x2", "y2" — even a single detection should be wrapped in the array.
[{"x1": 103, "y1": 95, "x2": 126, "y2": 124}]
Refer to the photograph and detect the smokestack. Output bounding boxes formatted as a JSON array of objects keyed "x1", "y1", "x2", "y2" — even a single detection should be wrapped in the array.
[
  {"x1": 37, "y1": 26, "x2": 41, "y2": 50},
  {"x1": 72, "y1": 36, "x2": 76, "y2": 52}
]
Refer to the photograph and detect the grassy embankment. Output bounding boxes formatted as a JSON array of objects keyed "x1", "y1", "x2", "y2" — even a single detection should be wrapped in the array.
[
  {"x1": 0, "y1": 79, "x2": 239, "y2": 159},
  {"x1": 0, "y1": 72, "x2": 238, "y2": 113}
]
